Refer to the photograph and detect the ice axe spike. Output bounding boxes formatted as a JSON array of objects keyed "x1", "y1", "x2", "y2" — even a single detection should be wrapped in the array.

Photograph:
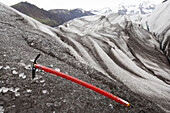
[
  {"x1": 32, "y1": 54, "x2": 41, "y2": 79},
  {"x1": 31, "y1": 54, "x2": 130, "y2": 107}
]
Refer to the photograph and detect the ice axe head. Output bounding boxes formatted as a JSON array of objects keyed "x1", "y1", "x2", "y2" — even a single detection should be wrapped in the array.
[{"x1": 32, "y1": 54, "x2": 41, "y2": 79}]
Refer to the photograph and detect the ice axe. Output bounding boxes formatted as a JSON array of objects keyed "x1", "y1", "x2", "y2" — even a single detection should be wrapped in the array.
[{"x1": 32, "y1": 54, "x2": 130, "y2": 107}]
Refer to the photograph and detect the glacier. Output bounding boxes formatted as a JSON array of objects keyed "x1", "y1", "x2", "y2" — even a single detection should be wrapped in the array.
[{"x1": 142, "y1": 0, "x2": 170, "y2": 62}]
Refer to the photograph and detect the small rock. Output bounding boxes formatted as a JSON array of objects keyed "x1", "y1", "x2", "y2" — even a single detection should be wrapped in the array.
[
  {"x1": 54, "y1": 101, "x2": 62, "y2": 107},
  {"x1": 4, "y1": 66, "x2": 10, "y2": 69},
  {"x1": 14, "y1": 87, "x2": 20, "y2": 92},
  {"x1": 15, "y1": 92, "x2": 20, "y2": 97},
  {"x1": 26, "y1": 89, "x2": 32, "y2": 93},
  {"x1": 0, "y1": 106, "x2": 4, "y2": 113},
  {"x1": 63, "y1": 99, "x2": 66, "y2": 103},
  {"x1": 12, "y1": 105, "x2": 15, "y2": 108},
  {"x1": 12, "y1": 70, "x2": 18, "y2": 75},
  {"x1": 31, "y1": 43, "x2": 34, "y2": 46},
  {"x1": 0, "y1": 87, "x2": 9, "y2": 93},
  {"x1": 8, "y1": 87, "x2": 14, "y2": 91},
  {"x1": 42, "y1": 90, "x2": 47, "y2": 94},
  {"x1": 55, "y1": 68, "x2": 60, "y2": 72},
  {"x1": 13, "y1": 87, "x2": 20, "y2": 97},
  {"x1": 12, "y1": 68, "x2": 17, "y2": 70},
  {"x1": 25, "y1": 64, "x2": 31, "y2": 70},
  {"x1": 109, "y1": 104, "x2": 113, "y2": 109},
  {"x1": 30, "y1": 59, "x2": 34, "y2": 62},
  {"x1": 19, "y1": 63, "x2": 31, "y2": 70},
  {"x1": 46, "y1": 103, "x2": 53, "y2": 107},
  {"x1": 19, "y1": 73, "x2": 26, "y2": 79},
  {"x1": 0, "y1": 101, "x2": 4, "y2": 106},
  {"x1": 40, "y1": 80, "x2": 45, "y2": 83}
]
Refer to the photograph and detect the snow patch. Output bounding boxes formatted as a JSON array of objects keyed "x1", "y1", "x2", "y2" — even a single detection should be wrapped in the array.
[
  {"x1": 19, "y1": 73, "x2": 26, "y2": 79},
  {"x1": 0, "y1": 87, "x2": 20, "y2": 97}
]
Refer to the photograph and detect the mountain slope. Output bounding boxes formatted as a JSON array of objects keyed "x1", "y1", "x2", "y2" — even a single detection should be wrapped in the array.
[
  {"x1": 11, "y1": 2, "x2": 62, "y2": 27},
  {"x1": 49, "y1": 8, "x2": 94, "y2": 22},
  {"x1": 0, "y1": 2, "x2": 170, "y2": 113},
  {"x1": 11, "y1": 2, "x2": 94, "y2": 27}
]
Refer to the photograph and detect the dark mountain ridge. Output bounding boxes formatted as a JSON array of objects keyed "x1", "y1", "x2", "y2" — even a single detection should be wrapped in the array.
[
  {"x1": 49, "y1": 8, "x2": 93, "y2": 25},
  {"x1": 11, "y1": 2, "x2": 94, "y2": 27}
]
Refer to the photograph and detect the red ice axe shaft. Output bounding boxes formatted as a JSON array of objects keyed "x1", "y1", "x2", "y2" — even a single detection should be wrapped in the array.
[{"x1": 32, "y1": 54, "x2": 130, "y2": 107}]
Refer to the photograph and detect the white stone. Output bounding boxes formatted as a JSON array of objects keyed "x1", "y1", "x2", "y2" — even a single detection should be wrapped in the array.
[
  {"x1": 40, "y1": 80, "x2": 45, "y2": 83},
  {"x1": 19, "y1": 73, "x2": 26, "y2": 79},
  {"x1": 4, "y1": 66, "x2": 10, "y2": 69},
  {"x1": 12, "y1": 70, "x2": 18, "y2": 75},
  {"x1": 26, "y1": 89, "x2": 32, "y2": 93},
  {"x1": 54, "y1": 68, "x2": 60, "y2": 72},
  {"x1": 42, "y1": 90, "x2": 47, "y2": 94}
]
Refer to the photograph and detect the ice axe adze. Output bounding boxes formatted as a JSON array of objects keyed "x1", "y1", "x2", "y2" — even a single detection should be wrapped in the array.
[{"x1": 32, "y1": 54, "x2": 130, "y2": 107}]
